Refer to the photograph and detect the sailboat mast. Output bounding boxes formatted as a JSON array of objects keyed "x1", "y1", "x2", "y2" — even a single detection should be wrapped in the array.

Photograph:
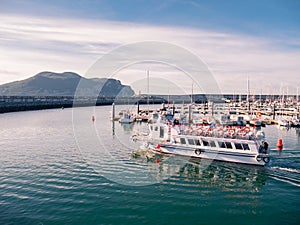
[
  {"x1": 147, "y1": 70, "x2": 149, "y2": 112},
  {"x1": 287, "y1": 86, "x2": 289, "y2": 103},
  {"x1": 260, "y1": 88, "x2": 262, "y2": 107},
  {"x1": 297, "y1": 86, "x2": 299, "y2": 103},
  {"x1": 167, "y1": 86, "x2": 170, "y2": 108},
  {"x1": 233, "y1": 90, "x2": 235, "y2": 104},
  {"x1": 191, "y1": 82, "x2": 193, "y2": 104},
  {"x1": 247, "y1": 77, "x2": 250, "y2": 111}
]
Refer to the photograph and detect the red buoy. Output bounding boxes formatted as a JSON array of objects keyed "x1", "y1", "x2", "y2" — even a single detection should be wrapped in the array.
[
  {"x1": 92, "y1": 115, "x2": 95, "y2": 122},
  {"x1": 277, "y1": 138, "x2": 283, "y2": 150},
  {"x1": 156, "y1": 158, "x2": 160, "y2": 163},
  {"x1": 156, "y1": 144, "x2": 161, "y2": 149}
]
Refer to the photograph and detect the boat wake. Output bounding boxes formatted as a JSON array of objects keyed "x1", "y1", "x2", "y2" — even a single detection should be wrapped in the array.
[
  {"x1": 270, "y1": 166, "x2": 300, "y2": 174},
  {"x1": 268, "y1": 166, "x2": 300, "y2": 187},
  {"x1": 269, "y1": 175, "x2": 300, "y2": 187}
]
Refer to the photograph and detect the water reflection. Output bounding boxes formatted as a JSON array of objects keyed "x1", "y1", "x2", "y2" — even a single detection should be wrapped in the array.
[
  {"x1": 120, "y1": 123, "x2": 134, "y2": 132},
  {"x1": 277, "y1": 125, "x2": 291, "y2": 131},
  {"x1": 295, "y1": 128, "x2": 300, "y2": 139},
  {"x1": 139, "y1": 154, "x2": 268, "y2": 191}
]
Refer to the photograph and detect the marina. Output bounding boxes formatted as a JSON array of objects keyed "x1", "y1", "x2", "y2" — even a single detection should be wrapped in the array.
[
  {"x1": 1, "y1": 106, "x2": 300, "y2": 224},
  {"x1": 110, "y1": 93, "x2": 300, "y2": 127}
]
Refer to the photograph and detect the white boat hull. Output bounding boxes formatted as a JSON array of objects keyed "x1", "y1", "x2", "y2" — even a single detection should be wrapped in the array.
[
  {"x1": 150, "y1": 143, "x2": 267, "y2": 166},
  {"x1": 140, "y1": 120, "x2": 270, "y2": 166}
]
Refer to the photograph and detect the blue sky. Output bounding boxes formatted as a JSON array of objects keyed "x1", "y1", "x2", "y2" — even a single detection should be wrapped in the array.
[
  {"x1": 2, "y1": 0, "x2": 299, "y2": 36},
  {"x1": 0, "y1": 0, "x2": 299, "y2": 94}
]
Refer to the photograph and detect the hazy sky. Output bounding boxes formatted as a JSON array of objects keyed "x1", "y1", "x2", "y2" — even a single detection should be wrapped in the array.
[{"x1": 0, "y1": 0, "x2": 299, "y2": 94}]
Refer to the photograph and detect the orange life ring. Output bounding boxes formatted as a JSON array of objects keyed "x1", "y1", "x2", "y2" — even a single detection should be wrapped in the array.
[
  {"x1": 227, "y1": 128, "x2": 235, "y2": 137},
  {"x1": 242, "y1": 127, "x2": 250, "y2": 133}
]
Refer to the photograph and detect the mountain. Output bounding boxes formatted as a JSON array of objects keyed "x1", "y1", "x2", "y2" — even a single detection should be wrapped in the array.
[{"x1": 0, "y1": 71, "x2": 135, "y2": 97}]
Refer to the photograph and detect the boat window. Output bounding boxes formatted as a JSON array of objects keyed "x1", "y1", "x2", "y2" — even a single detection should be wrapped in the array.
[
  {"x1": 210, "y1": 141, "x2": 216, "y2": 147},
  {"x1": 234, "y1": 143, "x2": 243, "y2": 150},
  {"x1": 188, "y1": 138, "x2": 195, "y2": 145},
  {"x1": 202, "y1": 140, "x2": 210, "y2": 146},
  {"x1": 225, "y1": 142, "x2": 232, "y2": 149},
  {"x1": 194, "y1": 139, "x2": 201, "y2": 146},
  {"x1": 159, "y1": 127, "x2": 164, "y2": 138},
  {"x1": 242, "y1": 143, "x2": 250, "y2": 150},
  {"x1": 218, "y1": 141, "x2": 226, "y2": 148},
  {"x1": 180, "y1": 138, "x2": 186, "y2": 144}
]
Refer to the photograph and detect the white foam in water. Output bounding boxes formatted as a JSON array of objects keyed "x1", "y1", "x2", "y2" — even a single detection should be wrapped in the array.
[
  {"x1": 270, "y1": 176, "x2": 300, "y2": 187},
  {"x1": 272, "y1": 166, "x2": 300, "y2": 174}
]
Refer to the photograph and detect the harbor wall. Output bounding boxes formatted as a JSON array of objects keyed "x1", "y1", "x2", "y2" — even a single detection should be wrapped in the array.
[
  {"x1": 0, "y1": 94, "x2": 298, "y2": 114},
  {"x1": 0, "y1": 96, "x2": 165, "y2": 113}
]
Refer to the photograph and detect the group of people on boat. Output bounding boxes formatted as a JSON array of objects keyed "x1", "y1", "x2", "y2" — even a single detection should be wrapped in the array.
[{"x1": 165, "y1": 120, "x2": 256, "y2": 140}]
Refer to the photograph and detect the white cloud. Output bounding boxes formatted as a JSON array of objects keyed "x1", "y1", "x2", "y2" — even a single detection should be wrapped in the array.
[{"x1": 0, "y1": 13, "x2": 299, "y2": 94}]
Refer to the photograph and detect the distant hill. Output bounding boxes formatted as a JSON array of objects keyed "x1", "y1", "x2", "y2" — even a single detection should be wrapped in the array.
[{"x1": 0, "y1": 71, "x2": 135, "y2": 97}]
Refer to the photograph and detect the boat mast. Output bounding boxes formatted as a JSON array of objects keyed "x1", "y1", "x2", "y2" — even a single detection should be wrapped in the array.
[
  {"x1": 297, "y1": 86, "x2": 299, "y2": 119},
  {"x1": 282, "y1": 85, "x2": 284, "y2": 107},
  {"x1": 189, "y1": 81, "x2": 193, "y2": 125},
  {"x1": 297, "y1": 86, "x2": 299, "y2": 103},
  {"x1": 191, "y1": 82, "x2": 194, "y2": 104},
  {"x1": 287, "y1": 86, "x2": 289, "y2": 104},
  {"x1": 233, "y1": 89, "x2": 235, "y2": 104},
  {"x1": 147, "y1": 70, "x2": 150, "y2": 113},
  {"x1": 167, "y1": 86, "x2": 170, "y2": 108},
  {"x1": 260, "y1": 88, "x2": 262, "y2": 107},
  {"x1": 247, "y1": 76, "x2": 250, "y2": 111}
]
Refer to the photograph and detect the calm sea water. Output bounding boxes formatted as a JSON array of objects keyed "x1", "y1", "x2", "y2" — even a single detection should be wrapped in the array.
[{"x1": 0, "y1": 106, "x2": 299, "y2": 225}]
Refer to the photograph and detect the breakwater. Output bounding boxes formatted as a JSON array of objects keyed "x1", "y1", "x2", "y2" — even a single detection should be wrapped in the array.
[
  {"x1": 0, "y1": 95, "x2": 165, "y2": 113},
  {"x1": 0, "y1": 94, "x2": 298, "y2": 114}
]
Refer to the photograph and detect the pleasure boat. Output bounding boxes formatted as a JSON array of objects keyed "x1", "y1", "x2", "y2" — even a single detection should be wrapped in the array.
[
  {"x1": 133, "y1": 119, "x2": 270, "y2": 166},
  {"x1": 119, "y1": 113, "x2": 134, "y2": 124},
  {"x1": 277, "y1": 117, "x2": 291, "y2": 127}
]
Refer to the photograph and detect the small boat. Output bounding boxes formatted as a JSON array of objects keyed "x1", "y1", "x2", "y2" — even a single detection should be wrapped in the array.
[
  {"x1": 291, "y1": 117, "x2": 300, "y2": 128},
  {"x1": 133, "y1": 116, "x2": 270, "y2": 166},
  {"x1": 277, "y1": 117, "x2": 291, "y2": 127},
  {"x1": 119, "y1": 113, "x2": 134, "y2": 124}
]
